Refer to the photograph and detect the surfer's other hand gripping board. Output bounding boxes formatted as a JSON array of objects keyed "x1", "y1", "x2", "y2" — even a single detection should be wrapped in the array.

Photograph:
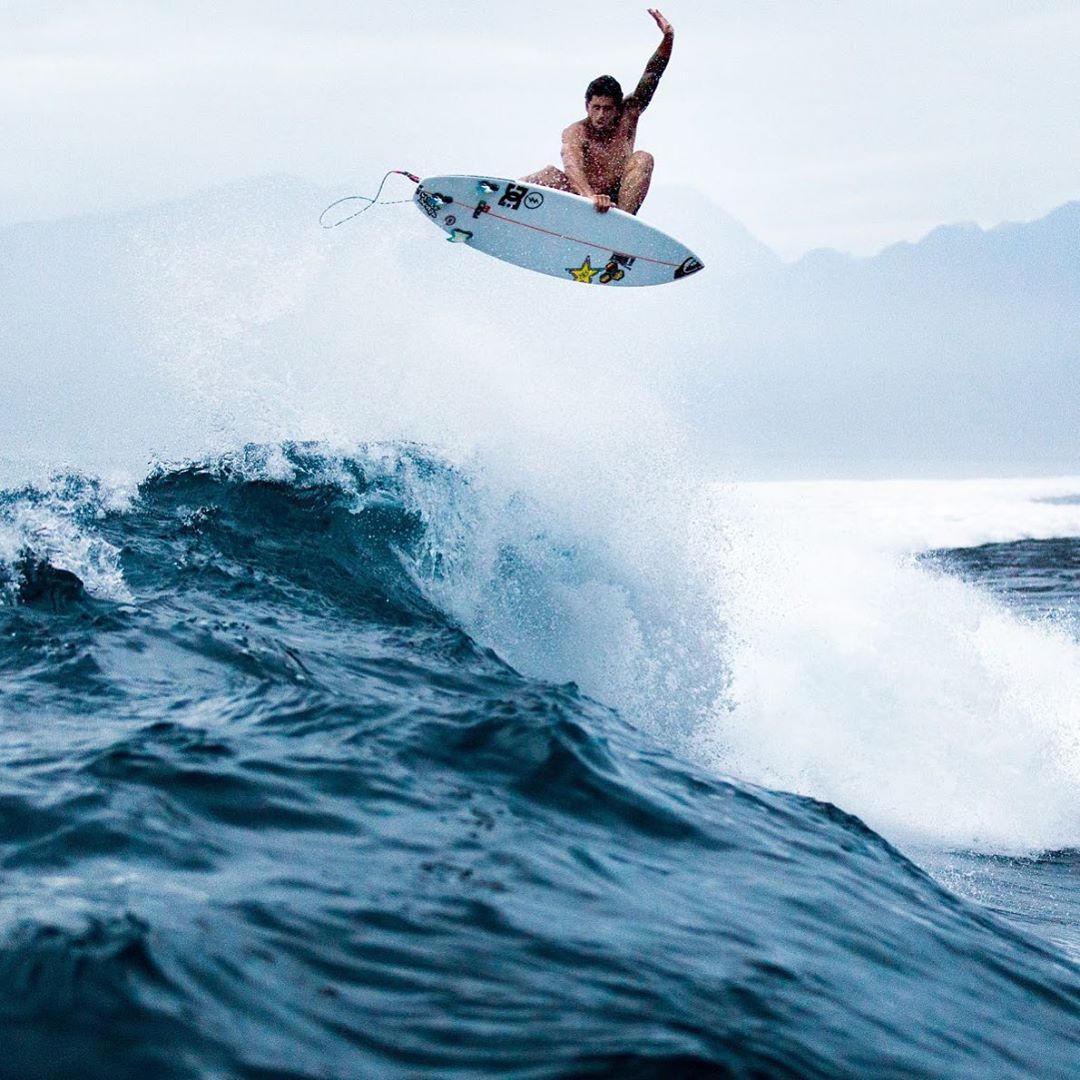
[{"x1": 413, "y1": 174, "x2": 704, "y2": 287}]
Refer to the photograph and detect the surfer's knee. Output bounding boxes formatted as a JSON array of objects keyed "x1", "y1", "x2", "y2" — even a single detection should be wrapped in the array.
[
  {"x1": 521, "y1": 166, "x2": 571, "y2": 192},
  {"x1": 618, "y1": 152, "x2": 654, "y2": 215}
]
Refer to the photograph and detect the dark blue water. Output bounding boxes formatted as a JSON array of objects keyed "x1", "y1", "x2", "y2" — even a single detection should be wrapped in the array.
[
  {"x1": 1, "y1": 444, "x2": 1077, "y2": 1079},
  {"x1": 929, "y1": 536, "x2": 1080, "y2": 621}
]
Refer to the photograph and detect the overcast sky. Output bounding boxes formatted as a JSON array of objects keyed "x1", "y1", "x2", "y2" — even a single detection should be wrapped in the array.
[{"x1": 2, "y1": 1, "x2": 1077, "y2": 257}]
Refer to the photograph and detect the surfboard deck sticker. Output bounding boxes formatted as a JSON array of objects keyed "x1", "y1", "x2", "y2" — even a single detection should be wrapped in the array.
[{"x1": 413, "y1": 175, "x2": 704, "y2": 287}]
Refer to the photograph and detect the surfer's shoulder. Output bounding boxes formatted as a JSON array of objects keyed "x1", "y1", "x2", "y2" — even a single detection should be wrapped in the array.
[{"x1": 561, "y1": 120, "x2": 587, "y2": 154}]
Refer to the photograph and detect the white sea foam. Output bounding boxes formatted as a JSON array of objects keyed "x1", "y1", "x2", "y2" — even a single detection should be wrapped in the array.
[
  {"x1": 691, "y1": 480, "x2": 1080, "y2": 854},
  {"x1": 0, "y1": 479, "x2": 134, "y2": 604},
  {"x1": 729, "y1": 477, "x2": 1080, "y2": 553}
]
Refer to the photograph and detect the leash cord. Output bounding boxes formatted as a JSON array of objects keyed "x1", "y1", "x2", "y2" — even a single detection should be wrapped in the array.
[{"x1": 319, "y1": 170, "x2": 420, "y2": 229}]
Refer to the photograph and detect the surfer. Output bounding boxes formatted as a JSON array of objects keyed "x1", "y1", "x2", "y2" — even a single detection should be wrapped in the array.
[{"x1": 521, "y1": 8, "x2": 674, "y2": 215}]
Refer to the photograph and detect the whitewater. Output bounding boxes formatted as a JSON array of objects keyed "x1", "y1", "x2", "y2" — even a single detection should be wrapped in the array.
[{"x1": 1, "y1": 176, "x2": 1078, "y2": 1078}]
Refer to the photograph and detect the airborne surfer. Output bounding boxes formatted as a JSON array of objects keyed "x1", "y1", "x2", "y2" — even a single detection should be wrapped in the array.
[{"x1": 522, "y1": 8, "x2": 674, "y2": 215}]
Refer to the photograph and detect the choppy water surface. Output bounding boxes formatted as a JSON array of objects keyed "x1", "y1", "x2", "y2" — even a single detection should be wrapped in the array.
[{"x1": 1, "y1": 444, "x2": 1077, "y2": 1079}]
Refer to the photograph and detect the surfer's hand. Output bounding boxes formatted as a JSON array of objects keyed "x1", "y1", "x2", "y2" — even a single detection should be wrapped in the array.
[
  {"x1": 648, "y1": 9, "x2": 673, "y2": 35},
  {"x1": 592, "y1": 194, "x2": 612, "y2": 213}
]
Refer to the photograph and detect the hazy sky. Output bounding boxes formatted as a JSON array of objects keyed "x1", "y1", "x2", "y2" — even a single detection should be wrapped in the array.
[{"x1": 2, "y1": 1, "x2": 1077, "y2": 256}]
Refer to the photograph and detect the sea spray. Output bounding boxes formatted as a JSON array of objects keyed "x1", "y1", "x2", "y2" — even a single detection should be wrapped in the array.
[{"x1": 695, "y1": 480, "x2": 1080, "y2": 853}]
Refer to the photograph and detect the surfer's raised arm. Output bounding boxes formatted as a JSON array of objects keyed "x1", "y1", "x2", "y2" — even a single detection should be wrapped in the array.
[{"x1": 626, "y1": 9, "x2": 674, "y2": 114}]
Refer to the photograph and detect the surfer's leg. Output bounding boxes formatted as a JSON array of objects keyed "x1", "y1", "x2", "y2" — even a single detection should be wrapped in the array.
[
  {"x1": 520, "y1": 166, "x2": 573, "y2": 192},
  {"x1": 616, "y1": 151, "x2": 654, "y2": 215}
]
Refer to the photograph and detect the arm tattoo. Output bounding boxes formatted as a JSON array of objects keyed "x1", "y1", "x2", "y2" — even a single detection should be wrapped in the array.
[{"x1": 631, "y1": 47, "x2": 671, "y2": 110}]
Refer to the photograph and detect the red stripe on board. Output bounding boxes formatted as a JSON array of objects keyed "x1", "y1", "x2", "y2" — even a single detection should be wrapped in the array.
[{"x1": 446, "y1": 195, "x2": 682, "y2": 269}]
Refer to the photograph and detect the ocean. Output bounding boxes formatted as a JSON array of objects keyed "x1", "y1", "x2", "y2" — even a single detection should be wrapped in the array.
[
  {"x1": 1, "y1": 181, "x2": 1078, "y2": 1077},
  {"x1": 1, "y1": 446, "x2": 1078, "y2": 1079}
]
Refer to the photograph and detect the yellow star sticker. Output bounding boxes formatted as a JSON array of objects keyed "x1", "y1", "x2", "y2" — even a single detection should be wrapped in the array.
[{"x1": 566, "y1": 255, "x2": 600, "y2": 283}]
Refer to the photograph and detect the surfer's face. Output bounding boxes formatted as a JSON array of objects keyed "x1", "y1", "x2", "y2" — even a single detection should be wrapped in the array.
[{"x1": 586, "y1": 96, "x2": 620, "y2": 134}]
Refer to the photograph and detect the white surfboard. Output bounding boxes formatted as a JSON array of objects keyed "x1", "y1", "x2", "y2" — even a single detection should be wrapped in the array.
[{"x1": 413, "y1": 174, "x2": 704, "y2": 287}]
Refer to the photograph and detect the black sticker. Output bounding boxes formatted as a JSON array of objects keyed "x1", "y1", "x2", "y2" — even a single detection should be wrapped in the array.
[
  {"x1": 523, "y1": 190, "x2": 545, "y2": 210},
  {"x1": 472, "y1": 201, "x2": 491, "y2": 220},
  {"x1": 610, "y1": 251, "x2": 636, "y2": 268},
  {"x1": 445, "y1": 214, "x2": 457, "y2": 226},
  {"x1": 674, "y1": 256, "x2": 704, "y2": 279},
  {"x1": 600, "y1": 260, "x2": 625, "y2": 285},
  {"x1": 417, "y1": 188, "x2": 440, "y2": 220},
  {"x1": 498, "y1": 183, "x2": 529, "y2": 210}
]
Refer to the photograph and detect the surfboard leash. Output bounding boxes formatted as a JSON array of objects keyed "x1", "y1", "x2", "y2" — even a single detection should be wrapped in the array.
[{"x1": 318, "y1": 170, "x2": 421, "y2": 229}]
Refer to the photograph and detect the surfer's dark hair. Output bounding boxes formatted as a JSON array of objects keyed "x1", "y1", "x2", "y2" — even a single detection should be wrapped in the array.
[{"x1": 586, "y1": 75, "x2": 623, "y2": 108}]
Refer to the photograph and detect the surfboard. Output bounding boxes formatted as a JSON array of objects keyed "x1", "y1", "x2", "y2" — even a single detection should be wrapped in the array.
[{"x1": 413, "y1": 174, "x2": 704, "y2": 287}]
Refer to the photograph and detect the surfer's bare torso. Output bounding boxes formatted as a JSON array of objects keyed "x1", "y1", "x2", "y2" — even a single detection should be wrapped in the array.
[{"x1": 563, "y1": 103, "x2": 644, "y2": 201}]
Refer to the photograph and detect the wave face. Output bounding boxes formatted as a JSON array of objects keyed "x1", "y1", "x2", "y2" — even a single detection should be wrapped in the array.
[{"x1": 1, "y1": 444, "x2": 1078, "y2": 1079}]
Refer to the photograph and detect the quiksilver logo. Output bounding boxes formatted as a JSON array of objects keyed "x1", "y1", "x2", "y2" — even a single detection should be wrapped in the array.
[{"x1": 674, "y1": 256, "x2": 704, "y2": 279}]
